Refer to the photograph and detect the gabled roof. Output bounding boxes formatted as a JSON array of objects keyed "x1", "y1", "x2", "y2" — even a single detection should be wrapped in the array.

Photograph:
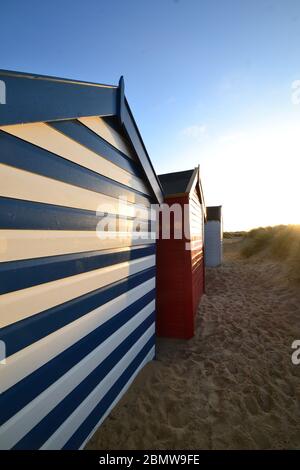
[
  {"x1": 158, "y1": 167, "x2": 206, "y2": 219},
  {"x1": 158, "y1": 169, "x2": 194, "y2": 196},
  {"x1": 206, "y1": 206, "x2": 222, "y2": 221},
  {"x1": 0, "y1": 69, "x2": 163, "y2": 203}
]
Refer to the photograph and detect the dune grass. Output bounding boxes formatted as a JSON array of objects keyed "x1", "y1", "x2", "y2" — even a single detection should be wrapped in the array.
[
  {"x1": 223, "y1": 231, "x2": 247, "y2": 239},
  {"x1": 240, "y1": 225, "x2": 300, "y2": 283}
]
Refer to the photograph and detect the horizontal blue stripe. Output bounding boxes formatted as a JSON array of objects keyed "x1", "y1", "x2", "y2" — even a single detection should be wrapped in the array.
[
  {"x1": 49, "y1": 120, "x2": 142, "y2": 178},
  {"x1": 0, "y1": 266, "x2": 155, "y2": 357},
  {"x1": 0, "y1": 289, "x2": 156, "y2": 425},
  {"x1": 0, "y1": 238, "x2": 155, "y2": 294},
  {"x1": 0, "y1": 131, "x2": 152, "y2": 205},
  {"x1": 0, "y1": 196, "x2": 150, "y2": 232},
  {"x1": 64, "y1": 335, "x2": 155, "y2": 450},
  {"x1": 0, "y1": 72, "x2": 117, "y2": 126},
  {"x1": 14, "y1": 314, "x2": 155, "y2": 449}
]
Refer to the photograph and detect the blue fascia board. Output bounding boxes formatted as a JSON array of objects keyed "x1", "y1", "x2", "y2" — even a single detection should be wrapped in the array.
[
  {"x1": 120, "y1": 98, "x2": 164, "y2": 204},
  {"x1": 0, "y1": 70, "x2": 117, "y2": 126}
]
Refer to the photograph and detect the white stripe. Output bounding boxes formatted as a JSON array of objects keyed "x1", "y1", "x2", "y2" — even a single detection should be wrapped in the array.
[
  {"x1": 0, "y1": 123, "x2": 148, "y2": 194},
  {"x1": 79, "y1": 347, "x2": 155, "y2": 450},
  {"x1": 0, "y1": 230, "x2": 154, "y2": 262},
  {"x1": 0, "y1": 255, "x2": 155, "y2": 327},
  {"x1": 0, "y1": 300, "x2": 155, "y2": 449},
  {"x1": 78, "y1": 116, "x2": 136, "y2": 160},
  {"x1": 41, "y1": 324, "x2": 155, "y2": 449},
  {"x1": 0, "y1": 278, "x2": 155, "y2": 393},
  {"x1": 0, "y1": 163, "x2": 150, "y2": 218}
]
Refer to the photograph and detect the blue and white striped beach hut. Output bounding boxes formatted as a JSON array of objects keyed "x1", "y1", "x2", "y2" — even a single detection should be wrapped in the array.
[{"x1": 0, "y1": 70, "x2": 163, "y2": 449}]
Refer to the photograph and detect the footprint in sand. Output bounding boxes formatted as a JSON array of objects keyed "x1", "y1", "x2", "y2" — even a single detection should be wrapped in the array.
[{"x1": 256, "y1": 390, "x2": 274, "y2": 413}]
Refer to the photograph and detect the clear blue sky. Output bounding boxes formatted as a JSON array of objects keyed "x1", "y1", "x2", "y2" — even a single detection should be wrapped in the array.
[{"x1": 1, "y1": 0, "x2": 300, "y2": 229}]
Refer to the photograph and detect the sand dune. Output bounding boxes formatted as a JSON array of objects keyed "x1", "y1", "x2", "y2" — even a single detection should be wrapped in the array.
[{"x1": 86, "y1": 240, "x2": 300, "y2": 450}]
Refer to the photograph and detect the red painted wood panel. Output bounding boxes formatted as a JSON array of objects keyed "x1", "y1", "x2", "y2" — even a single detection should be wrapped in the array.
[{"x1": 156, "y1": 189, "x2": 205, "y2": 339}]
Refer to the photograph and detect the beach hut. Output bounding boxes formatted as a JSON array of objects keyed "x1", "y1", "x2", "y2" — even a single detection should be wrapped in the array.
[
  {"x1": 0, "y1": 70, "x2": 163, "y2": 450},
  {"x1": 205, "y1": 206, "x2": 223, "y2": 267},
  {"x1": 156, "y1": 167, "x2": 206, "y2": 339}
]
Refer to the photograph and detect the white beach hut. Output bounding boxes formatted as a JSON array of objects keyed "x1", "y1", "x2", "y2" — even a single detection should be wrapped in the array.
[{"x1": 205, "y1": 206, "x2": 223, "y2": 267}]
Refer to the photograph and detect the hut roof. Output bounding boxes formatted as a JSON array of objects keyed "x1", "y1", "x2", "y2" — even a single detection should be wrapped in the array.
[
  {"x1": 0, "y1": 69, "x2": 163, "y2": 203},
  {"x1": 158, "y1": 169, "x2": 194, "y2": 196},
  {"x1": 158, "y1": 167, "x2": 206, "y2": 218},
  {"x1": 206, "y1": 206, "x2": 222, "y2": 221}
]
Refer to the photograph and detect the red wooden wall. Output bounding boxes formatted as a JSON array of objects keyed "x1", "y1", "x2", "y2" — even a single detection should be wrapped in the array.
[{"x1": 156, "y1": 186, "x2": 205, "y2": 339}]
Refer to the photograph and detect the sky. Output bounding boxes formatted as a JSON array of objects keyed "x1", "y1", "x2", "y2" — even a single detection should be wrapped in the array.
[{"x1": 1, "y1": 0, "x2": 300, "y2": 230}]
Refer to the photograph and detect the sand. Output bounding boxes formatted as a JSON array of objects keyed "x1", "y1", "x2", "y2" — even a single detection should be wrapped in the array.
[{"x1": 86, "y1": 239, "x2": 300, "y2": 450}]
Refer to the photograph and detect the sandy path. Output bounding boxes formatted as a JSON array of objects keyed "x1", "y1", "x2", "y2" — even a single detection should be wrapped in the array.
[{"x1": 86, "y1": 240, "x2": 300, "y2": 449}]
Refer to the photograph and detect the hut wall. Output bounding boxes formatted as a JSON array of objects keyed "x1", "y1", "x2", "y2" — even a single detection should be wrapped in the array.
[
  {"x1": 156, "y1": 186, "x2": 205, "y2": 340},
  {"x1": 204, "y1": 220, "x2": 223, "y2": 267},
  {"x1": 189, "y1": 185, "x2": 205, "y2": 314},
  {"x1": 156, "y1": 196, "x2": 193, "y2": 339},
  {"x1": 0, "y1": 116, "x2": 156, "y2": 449}
]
